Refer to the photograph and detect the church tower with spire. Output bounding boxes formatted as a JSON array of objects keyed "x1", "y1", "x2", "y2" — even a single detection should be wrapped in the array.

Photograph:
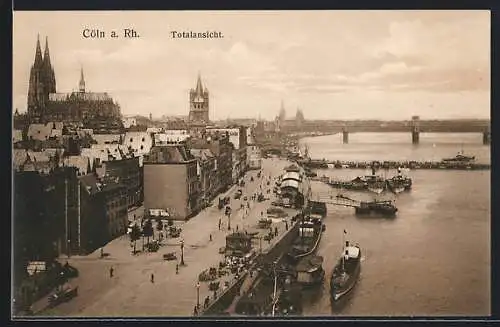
[
  {"x1": 27, "y1": 35, "x2": 57, "y2": 122},
  {"x1": 278, "y1": 100, "x2": 286, "y2": 124},
  {"x1": 295, "y1": 107, "x2": 305, "y2": 128},
  {"x1": 188, "y1": 73, "x2": 209, "y2": 124},
  {"x1": 42, "y1": 36, "x2": 56, "y2": 94},
  {"x1": 79, "y1": 67, "x2": 86, "y2": 93}
]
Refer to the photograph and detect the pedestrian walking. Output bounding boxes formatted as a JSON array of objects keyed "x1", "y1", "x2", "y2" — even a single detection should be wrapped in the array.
[
  {"x1": 151, "y1": 273, "x2": 155, "y2": 283},
  {"x1": 236, "y1": 225, "x2": 239, "y2": 231},
  {"x1": 275, "y1": 227, "x2": 278, "y2": 237},
  {"x1": 209, "y1": 234, "x2": 212, "y2": 242},
  {"x1": 109, "y1": 266, "x2": 114, "y2": 278},
  {"x1": 285, "y1": 221, "x2": 288, "y2": 230},
  {"x1": 218, "y1": 218, "x2": 221, "y2": 230},
  {"x1": 176, "y1": 264, "x2": 179, "y2": 274},
  {"x1": 194, "y1": 305, "x2": 198, "y2": 316}
]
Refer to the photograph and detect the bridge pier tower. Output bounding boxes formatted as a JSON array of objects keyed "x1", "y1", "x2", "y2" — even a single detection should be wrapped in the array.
[
  {"x1": 411, "y1": 116, "x2": 420, "y2": 145},
  {"x1": 483, "y1": 127, "x2": 491, "y2": 145},
  {"x1": 342, "y1": 128, "x2": 349, "y2": 144}
]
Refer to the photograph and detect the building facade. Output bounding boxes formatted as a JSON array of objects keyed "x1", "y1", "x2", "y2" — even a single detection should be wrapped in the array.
[
  {"x1": 191, "y1": 148, "x2": 217, "y2": 206},
  {"x1": 190, "y1": 133, "x2": 233, "y2": 194},
  {"x1": 79, "y1": 144, "x2": 142, "y2": 208},
  {"x1": 100, "y1": 156, "x2": 141, "y2": 208},
  {"x1": 206, "y1": 126, "x2": 248, "y2": 183},
  {"x1": 247, "y1": 145, "x2": 262, "y2": 170},
  {"x1": 122, "y1": 117, "x2": 137, "y2": 129},
  {"x1": 123, "y1": 131, "x2": 154, "y2": 156},
  {"x1": 78, "y1": 174, "x2": 128, "y2": 254},
  {"x1": 143, "y1": 144, "x2": 200, "y2": 220}
]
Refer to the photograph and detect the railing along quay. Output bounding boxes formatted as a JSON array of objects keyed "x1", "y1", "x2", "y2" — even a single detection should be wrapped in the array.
[{"x1": 299, "y1": 159, "x2": 490, "y2": 171}]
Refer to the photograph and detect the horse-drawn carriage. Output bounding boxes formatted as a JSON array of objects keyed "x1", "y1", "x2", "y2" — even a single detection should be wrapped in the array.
[
  {"x1": 258, "y1": 218, "x2": 272, "y2": 229},
  {"x1": 169, "y1": 226, "x2": 181, "y2": 238},
  {"x1": 218, "y1": 196, "x2": 230, "y2": 210},
  {"x1": 48, "y1": 284, "x2": 78, "y2": 307},
  {"x1": 163, "y1": 252, "x2": 177, "y2": 261},
  {"x1": 199, "y1": 267, "x2": 218, "y2": 282}
]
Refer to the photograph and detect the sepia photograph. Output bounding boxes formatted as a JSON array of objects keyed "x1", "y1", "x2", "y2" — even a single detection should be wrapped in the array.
[{"x1": 11, "y1": 10, "x2": 490, "y2": 318}]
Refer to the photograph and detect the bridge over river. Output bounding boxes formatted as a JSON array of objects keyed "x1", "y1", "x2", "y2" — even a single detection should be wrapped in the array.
[
  {"x1": 257, "y1": 118, "x2": 490, "y2": 155},
  {"x1": 285, "y1": 117, "x2": 491, "y2": 145}
]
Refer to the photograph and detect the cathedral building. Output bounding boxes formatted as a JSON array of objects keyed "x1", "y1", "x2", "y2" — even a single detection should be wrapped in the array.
[
  {"x1": 188, "y1": 74, "x2": 210, "y2": 134},
  {"x1": 26, "y1": 35, "x2": 123, "y2": 132}
]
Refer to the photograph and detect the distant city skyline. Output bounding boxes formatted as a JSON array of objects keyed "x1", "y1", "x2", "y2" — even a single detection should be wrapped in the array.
[{"x1": 13, "y1": 11, "x2": 490, "y2": 120}]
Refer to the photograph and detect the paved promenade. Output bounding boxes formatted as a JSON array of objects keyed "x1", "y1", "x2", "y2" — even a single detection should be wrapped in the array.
[{"x1": 32, "y1": 158, "x2": 293, "y2": 317}]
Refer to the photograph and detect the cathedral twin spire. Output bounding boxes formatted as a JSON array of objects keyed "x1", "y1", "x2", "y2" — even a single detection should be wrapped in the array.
[
  {"x1": 28, "y1": 34, "x2": 57, "y2": 118},
  {"x1": 32, "y1": 34, "x2": 56, "y2": 94},
  {"x1": 34, "y1": 34, "x2": 54, "y2": 72}
]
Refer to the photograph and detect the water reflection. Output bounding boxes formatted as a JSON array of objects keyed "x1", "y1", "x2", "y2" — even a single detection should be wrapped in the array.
[{"x1": 299, "y1": 133, "x2": 490, "y2": 316}]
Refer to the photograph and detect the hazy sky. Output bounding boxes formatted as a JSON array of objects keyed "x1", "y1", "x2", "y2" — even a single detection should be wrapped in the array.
[{"x1": 13, "y1": 10, "x2": 490, "y2": 120}]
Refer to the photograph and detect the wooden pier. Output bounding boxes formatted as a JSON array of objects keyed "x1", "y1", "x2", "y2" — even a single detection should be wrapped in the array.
[{"x1": 313, "y1": 193, "x2": 361, "y2": 208}]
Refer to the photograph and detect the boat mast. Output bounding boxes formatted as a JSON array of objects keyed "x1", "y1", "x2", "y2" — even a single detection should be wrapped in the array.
[
  {"x1": 271, "y1": 260, "x2": 278, "y2": 316},
  {"x1": 342, "y1": 229, "x2": 346, "y2": 272}
]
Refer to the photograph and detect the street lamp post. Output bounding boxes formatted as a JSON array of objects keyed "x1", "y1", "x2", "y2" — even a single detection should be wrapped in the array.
[
  {"x1": 180, "y1": 239, "x2": 185, "y2": 266},
  {"x1": 196, "y1": 282, "x2": 200, "y2": 308}
]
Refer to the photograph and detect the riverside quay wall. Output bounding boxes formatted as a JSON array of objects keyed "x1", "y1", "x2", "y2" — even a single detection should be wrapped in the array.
[{"x1": 202, "y1": 213, "x2": 301, "y2": 316}]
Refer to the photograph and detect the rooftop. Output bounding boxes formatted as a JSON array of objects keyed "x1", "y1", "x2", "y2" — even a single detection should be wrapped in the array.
[
  {"x1": 189, "y1": 148, "x2": 215, "y2": 161},
  {"x1": 79, "y1": 173, "x2": 126, "y2": 195},
  {"x1": 49, "y1": 91, "x2": 113, "y2": 102},
  {"x1": 27, "y1": 122, "x2": 63, "y2": 141},
  {"x1": 144, "y1": 145, "x2": 195, "y2": 164}
]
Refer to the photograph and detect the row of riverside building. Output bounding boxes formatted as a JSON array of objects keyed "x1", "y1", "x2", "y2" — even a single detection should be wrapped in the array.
[{"x1": 13, "y1": 123, "x2": 262, "y2": 270}]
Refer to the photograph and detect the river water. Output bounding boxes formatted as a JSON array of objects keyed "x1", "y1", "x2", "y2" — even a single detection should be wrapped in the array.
[{"x1": 298, "y1": 133, "x2": 490, "y2": 316}]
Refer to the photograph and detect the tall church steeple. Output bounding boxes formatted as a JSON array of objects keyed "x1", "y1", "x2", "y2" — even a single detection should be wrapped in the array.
[
  {"x1": 278, "y1": 100, "x2": 286, "y2": 123},
  {"x1": 195, "y1": 72, "x2": 204, "y2": 95},
  {"x1": 79, "y1": 67, "x2": 86, "y2": 93},
  {"x1": 189, "y1": 73, "x2": 210, "y2": 124},
  {"x1": 34, "y1": 34, "x2": 43, "y2": 65},
  {"x1": 42, "y1": 36, "x2": 56, "y2": 93},
  {"x1": 43, "y1": 36, "x2": 51, "y2": 65}
]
